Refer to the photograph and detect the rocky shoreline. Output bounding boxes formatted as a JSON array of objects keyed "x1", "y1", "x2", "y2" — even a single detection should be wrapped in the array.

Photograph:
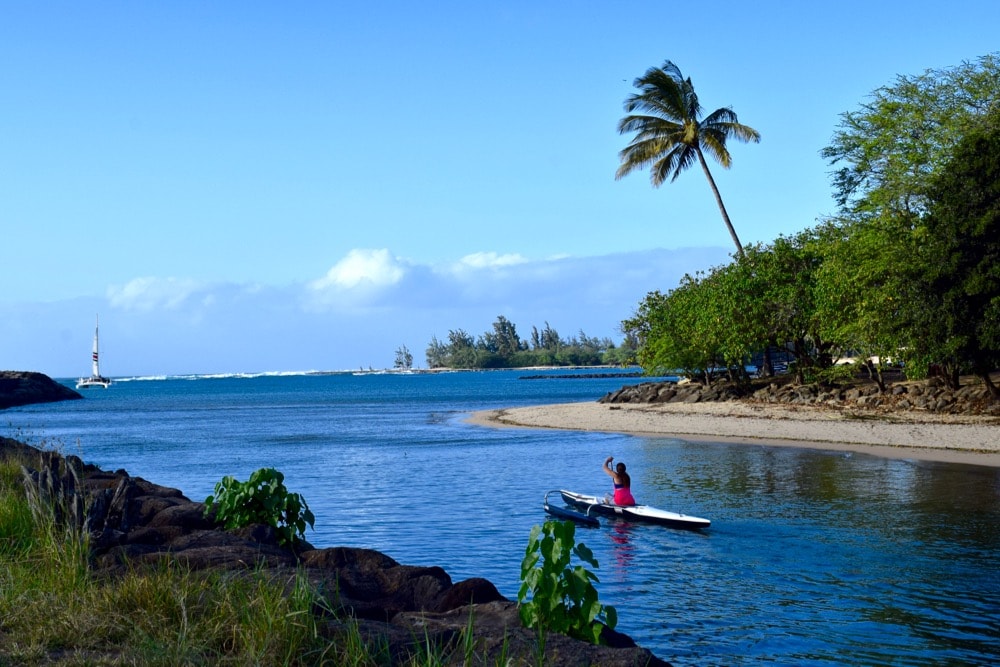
[
  {"x1": 600, "y1": 372, "x2": 1000, "y2": 418},
  {"x1": 3, "y1": 437, "x2": 669, "y2": 666},
  {"x1": 0, "y1": 371, "x2": 81, "y2": 410}
]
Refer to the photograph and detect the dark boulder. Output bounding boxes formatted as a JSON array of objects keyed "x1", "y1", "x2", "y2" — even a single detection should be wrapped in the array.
[
  {"x1": 300, "y1": 546, "x2": 462, "y2": 621},
  {"x1": 0, "y1": 371, "x2": 81, "y2": 410},
  {"x1": 392, "y1": 601, "x2": 669, "y2": 667},
  {"x1": 435, "y1": 576, "x2": 505, "y2": 612}
]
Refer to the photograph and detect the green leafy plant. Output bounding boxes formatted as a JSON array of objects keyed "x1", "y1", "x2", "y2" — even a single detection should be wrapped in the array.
[
  {"x1": 517, "y1": 520, "x2": 617, "y2": 645},
  {"x1": 204, "y1": 468, "x2": 315, "y2": 548},
  {"x1": 817, "y1": 361, "x2": 858, "y2": 385}
]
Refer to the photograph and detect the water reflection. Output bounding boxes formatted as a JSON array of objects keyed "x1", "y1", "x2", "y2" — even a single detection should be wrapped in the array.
[
  {"x1": 607, "y1": 521, "x2": 636, "y2": 576},
  {"x1": 627, "y1": 438, "x2": 1000, "y2": 665}
]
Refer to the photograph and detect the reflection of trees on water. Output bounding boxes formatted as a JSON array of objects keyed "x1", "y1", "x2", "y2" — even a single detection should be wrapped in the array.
[
  {"x1": 909, "y1": 463, "x2": 1000, "y2": 549},
  {"x1": 635, "y1": 437, "x2": 1000, "y2": 549},
  {"x1": 613, "y1": 437, "x2": 1000, "y2": 663}
]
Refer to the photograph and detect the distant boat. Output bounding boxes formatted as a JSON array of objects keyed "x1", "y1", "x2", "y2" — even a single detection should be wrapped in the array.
[{"x1": 76, "y1": 316, "x2": 112, "y2": 389}]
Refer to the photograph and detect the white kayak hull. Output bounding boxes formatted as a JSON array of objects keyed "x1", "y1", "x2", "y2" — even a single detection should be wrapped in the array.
[{"x1": 560, "y1": 490, "x2": 710, "y2": 530}]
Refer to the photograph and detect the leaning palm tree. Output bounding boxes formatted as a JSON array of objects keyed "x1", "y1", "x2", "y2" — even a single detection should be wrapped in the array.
[{"x1": 616, "y1": 60, "x2": 760, "y2": 256}]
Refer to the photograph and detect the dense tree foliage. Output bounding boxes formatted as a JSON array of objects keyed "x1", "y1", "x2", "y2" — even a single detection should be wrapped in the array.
[
  {"x1": 811, "y1": 220, "x2": 908, "y2": 391},
  {"x1": 823, "y1": 54, "x2": 1000, "y2": 217},
  {"x1": 624, "y1": 277, "x2": 728, "y2": 385},
  {"x1": 734, "y1": 233, "x2": 833, "y2": 382},
  {"x1": 425, "y1": 317, "x2": 635, "y2": 369},
  {"x1": 616, "y1": 60, "x2": 760, "y2": 255},
  {"x1": 907, "y1": 108, "x2": 1000, "y2": 395},
  {"x1": 625, "y1": 55, "x2": 1000, "y2": 394},
  {"x1": 624, "y1": 232, "x2": 827, "y2": 387}
]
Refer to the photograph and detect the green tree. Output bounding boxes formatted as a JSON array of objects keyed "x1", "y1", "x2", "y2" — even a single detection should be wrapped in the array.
[
  {"x1": 481, "y1": 315, "x2": 524, "y2": 359},
  {"x1": 425, "y1": 335, "x2": 447, "y2": 369},
  {"x1": 601, "y1": 339, "x2": 634, "y2": 367},
  {"x1": 813, "y1": 220, "x2": 909, "y2": 390},
  {"x1": 393, "y1": 344, "x2": 413, "y2": 370},
  {"x1": 822, "y1": 53, "x2": 1000, "y2": 217},
  {"x1": 910, "y1": 109, "x2": 1000, "y2": 397},
  {"x1": 616, "y1": 60, "x2": 760, "y2": 256},
  {"x1": 605, "y1": 330, "x2": 639, "y2": 367},
  {"x1": 540, "y1": 322, "x2": 561, "y2": 351},
  {"x1": 740, "y1": 231, "x2": 839, "y2": 383},
  {"x1": 624, "y1": 276, "x2": 726, "y2": 384},
  {"x1": 447, "y1": 329, "x2": 478, "y2": 368},
  {"x1": 819, "y1": 54, "x2": 1000, "y2": 390},
  {"x1": 625, "y1": 234, "x2": 837, "y2": 386}
]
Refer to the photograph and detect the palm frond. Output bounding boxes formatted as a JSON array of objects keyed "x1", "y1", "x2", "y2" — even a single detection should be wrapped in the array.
[
  {"x1": 699, "y1": 129, "x2": 733, "y2": 168},
  {"x1": 624, "y1": 67, "x2": 696, "y2": 125},
  {"x1": 701, "y1": 106, "x2": 739, "y2": 125},
  {"x1": 616, "y1": 137, "x2": 672, "y2": 179},
  {"x1": 702, "y1": 107, "x2": 761, "y2": 144},
  {"x1": 617, "y1": 114, "x2": 683, "y2": 136},
  {"x1": 659, "y1": 145, "x2": 698, "y2": 185},
  {"x1": 726, "y1": 122, "x2": 762, "y2": 144},
  {"x1": 659, "y1": 60, "x2": 685, "y2": 83}
]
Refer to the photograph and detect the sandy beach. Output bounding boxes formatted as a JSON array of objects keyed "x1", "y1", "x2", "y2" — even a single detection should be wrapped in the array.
[{"x1": 469, "y1": 400, "x2": 1000, "y2": 467}]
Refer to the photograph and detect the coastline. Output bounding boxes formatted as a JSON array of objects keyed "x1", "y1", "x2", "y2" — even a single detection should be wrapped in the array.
[{"x1": 468, "y1": 400, "x2": 1000, "y2": 467}]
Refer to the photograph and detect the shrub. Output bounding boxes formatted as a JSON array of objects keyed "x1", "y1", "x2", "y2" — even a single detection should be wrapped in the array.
[
  {"x1": 818, "y1": 362, "x2": 858, "y2": 385},
  {"x1": 517, "y1": 520, "x2": 617, "y2": 645},
  {"x1": 204, "y1": 468, "x2": 314, "y2": 548}
]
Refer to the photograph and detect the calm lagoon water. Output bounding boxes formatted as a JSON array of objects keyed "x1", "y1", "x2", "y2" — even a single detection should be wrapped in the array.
[{"x1": 5, "y1": 370, "x2": 999, "y2": 666}]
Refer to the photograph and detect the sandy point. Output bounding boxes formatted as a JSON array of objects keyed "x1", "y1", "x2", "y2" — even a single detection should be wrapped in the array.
[{"x1": 467, "y1": 401, "x2": 1000, "y2": 468}]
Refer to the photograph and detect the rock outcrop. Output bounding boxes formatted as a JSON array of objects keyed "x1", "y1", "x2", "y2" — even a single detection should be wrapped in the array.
[
  {"x1": 600, "y1": 375, "x2": 1000, "y2": 417},
  {"x1": 0, "y1": 371, "x2": 81, "y2": 410},
  {"x1": 5, "y1": 438, "x2": 669, "y2": 666}
]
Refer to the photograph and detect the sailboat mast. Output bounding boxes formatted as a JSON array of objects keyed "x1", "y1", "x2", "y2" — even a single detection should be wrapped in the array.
[{"x1": 92, "y1": 316, "x2": 101, "y2": 377}]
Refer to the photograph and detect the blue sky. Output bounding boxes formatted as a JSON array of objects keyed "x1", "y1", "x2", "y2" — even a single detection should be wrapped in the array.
[{"x1": 3, "y1": 2, "x2": 998, "y2": 377}]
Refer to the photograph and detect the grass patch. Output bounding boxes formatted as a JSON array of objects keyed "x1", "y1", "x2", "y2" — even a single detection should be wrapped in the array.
[{"x1": 1, "y1": 450, "x2": 524, "y2": 666}]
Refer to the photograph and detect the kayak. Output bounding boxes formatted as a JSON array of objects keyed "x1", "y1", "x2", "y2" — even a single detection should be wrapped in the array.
[
  {"x1": 543, "y1": 490, "x2": 600, "y2": 527},
  {"x1": 559, "y1": 490, "x2": 711, "y2": 531}
]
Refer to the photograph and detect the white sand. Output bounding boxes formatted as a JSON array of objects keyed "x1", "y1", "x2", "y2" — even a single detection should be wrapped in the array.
[{"x1": 468, "y1": 401, "x2": 1000, "y2": 467}]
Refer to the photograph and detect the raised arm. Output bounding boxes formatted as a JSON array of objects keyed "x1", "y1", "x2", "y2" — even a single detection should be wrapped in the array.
[{"x1": 602, "y1": 456, "x2": 616, "y2": 479}]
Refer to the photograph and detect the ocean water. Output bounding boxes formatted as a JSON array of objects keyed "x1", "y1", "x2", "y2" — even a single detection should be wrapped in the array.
[{"x1": 5, "y1": 370, "x2": 999, "y2": 666}]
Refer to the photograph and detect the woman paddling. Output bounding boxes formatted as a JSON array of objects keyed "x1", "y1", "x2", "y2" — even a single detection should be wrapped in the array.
[{"x1": 603, "y1": 456, "x2": 636, "y2": 506}]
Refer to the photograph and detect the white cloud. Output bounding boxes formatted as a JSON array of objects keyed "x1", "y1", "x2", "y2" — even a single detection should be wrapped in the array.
[
  {"x1": 454, "y1": 251, "x2": 528, "y2": 270},
  {"x1": 309, "y1": 249, "x2": 406, "y2": 290},
  {"x1": 107, "y1": 277, "x2": 203, "y2": 311}
]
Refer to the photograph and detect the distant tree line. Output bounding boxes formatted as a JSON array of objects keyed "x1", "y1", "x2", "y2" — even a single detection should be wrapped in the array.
[
  {"x1": 623, "y1": 55, "x2": 1000, "y2": 398},
  {"x1": 424, "y1": 316, "x2": 637, "y2": 369}
]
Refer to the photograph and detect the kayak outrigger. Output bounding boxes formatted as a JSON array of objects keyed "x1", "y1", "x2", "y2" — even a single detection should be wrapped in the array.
[{"x1": 543, "y1": 489, "x2": 601, "y2": 527}]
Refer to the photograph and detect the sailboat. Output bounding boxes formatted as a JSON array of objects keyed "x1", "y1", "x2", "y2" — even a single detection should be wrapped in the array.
[{"x1": 76, "y1": 316, "x2": 112, "y2": 389}]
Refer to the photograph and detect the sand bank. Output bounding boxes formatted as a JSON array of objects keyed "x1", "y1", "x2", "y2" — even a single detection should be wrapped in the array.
[{"x1": 468, "y1": 401, "x2": 1000, "y2": 467}]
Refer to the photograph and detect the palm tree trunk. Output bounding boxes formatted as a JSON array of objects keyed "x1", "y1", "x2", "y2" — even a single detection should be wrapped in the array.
[{"x1": 696, "y1": 148, "x2": 744, "y2": 257}]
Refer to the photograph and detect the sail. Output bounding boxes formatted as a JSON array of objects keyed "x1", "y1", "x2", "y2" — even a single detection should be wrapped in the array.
[{"x1": 91, "y1": 321, "x2": 101, "y2": 377}]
